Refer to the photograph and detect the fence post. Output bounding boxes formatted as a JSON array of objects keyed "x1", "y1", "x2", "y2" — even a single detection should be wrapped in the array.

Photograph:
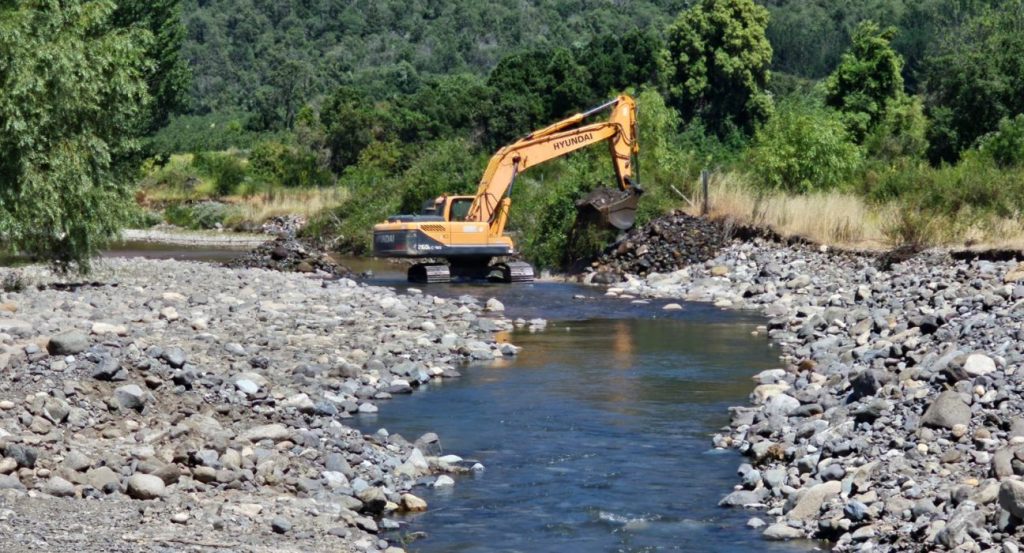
[{"x1": 701, "y1": 169, "x2": 709, "y2": 216}]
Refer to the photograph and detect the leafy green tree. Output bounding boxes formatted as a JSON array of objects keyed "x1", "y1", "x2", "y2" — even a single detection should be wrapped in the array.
[
  {"x1": 0, "y1": 0, "x2": 150, "y2": 271},
  {"x1": 662, "y1": 0, "x2": 774, "y2": 136},
  {"x1": 824, "y1": 22, "x2": 905, "y2": 143},
  {"x1": 922, "y1": 4, "x2": 1024, "y2": 162},
  {"x1": 862, "y1": 96, "x2": 928, "y2": 165},
  {"x1": 747, "y1": 100, "x2": 862, "y2": 192},
  {"x1": 321, "y1": 87, "x2": 390, "y2": 172},
  {"x1": 485, "y1": 50, "x2": 559, "y2": 145},
  {"x1": 399, "y1": 74, "x2": 493, "y2": 141},
  {"x1": 576, "y1": 28, "x2": 663, "y2": 101},
  {"x1": 112, "y1": 0, "x2": 190, "y2": 132}
]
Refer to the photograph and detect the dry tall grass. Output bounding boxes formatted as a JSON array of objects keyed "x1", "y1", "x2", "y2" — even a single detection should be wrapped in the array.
[
  {"x1": 680, "y1": 172, "x2": 1024, "y2": 251},
  {"x1": 227, "y1": 187, "x2": 350, "y2": 224}
]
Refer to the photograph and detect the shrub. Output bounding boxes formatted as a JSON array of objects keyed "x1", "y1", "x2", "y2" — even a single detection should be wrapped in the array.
[
  {"x1": 163, "y1": 202, "x2": 239, "y2": 230},
  {"x1": 249, "y1": 140, "x2": 334, "y2": 188},
  {"x1": 1, "y1": 271, "x2": 26, "y2": 293},
  {"x1": 192, "y1": 152, "x2": 248, "y2": 196},
  {"x1": 977, "y1": 114, "x2": 1024, "y2": 168},
  {"x1": 747, "y1": 100, "x2": 862, "y2": 192}
]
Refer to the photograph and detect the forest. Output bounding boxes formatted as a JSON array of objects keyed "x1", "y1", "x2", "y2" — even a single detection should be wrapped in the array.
[{"x1": 4, "y1": 0, "x2": 1024, "y2": 270}]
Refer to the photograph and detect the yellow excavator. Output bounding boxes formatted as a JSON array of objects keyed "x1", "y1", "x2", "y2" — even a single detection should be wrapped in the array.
[{"x1": 372, "y1": 94, "x2": 641, "y2": 283}]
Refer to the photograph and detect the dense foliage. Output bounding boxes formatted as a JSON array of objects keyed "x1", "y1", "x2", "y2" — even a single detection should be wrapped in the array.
[
  {"x1": 663, "y1": 0, "x2": 774, "y2": 136},
  {"x1": 0, "y1": 0, "x2": 151, "y2": 271},
  {"x1": 11, "y1": 0, "x2": 1024, "y2": 270},
  {"x1": 179, "y1": 0, "x2": 685, "y2": 130}
]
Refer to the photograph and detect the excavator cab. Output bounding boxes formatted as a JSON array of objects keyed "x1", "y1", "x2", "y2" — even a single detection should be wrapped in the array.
[{"x1": 418, "y1": 195, "x2": 475, "y2": 222}]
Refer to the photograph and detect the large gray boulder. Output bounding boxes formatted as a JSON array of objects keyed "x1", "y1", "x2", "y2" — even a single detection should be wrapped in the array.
[
  {"x1": 999, "y1": 479, "x2": 1024, "y2": 519},
  {"x1": 126, "y1": 473, "x2": 165, "y2": 500},
  {"x1": 921, "y1": 391, "x2": 971, "y2": 430},
  {"x1": 787, "y1": 481, "x2": 842, "y2": 520},
  {"x1": 47, "y1": 331, "x2": 89, "y2": 355}
]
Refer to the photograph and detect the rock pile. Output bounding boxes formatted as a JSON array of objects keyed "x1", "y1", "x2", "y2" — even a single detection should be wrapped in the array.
[
  {"x1": 260, "y1": 215, "x2": 306, "y2": 236},
  {"x1": 228, "y1": 236, "x2": 350, "y2": 277},
  {"x1": 0, "y1": 258, "x2": 517, "y2": 552},
  {"x1": 609, "y1": 242, "x2": 1024, "y2": 551},
  {"x1": 587, "y1": 211, "x2": 729, "y2": 283}
]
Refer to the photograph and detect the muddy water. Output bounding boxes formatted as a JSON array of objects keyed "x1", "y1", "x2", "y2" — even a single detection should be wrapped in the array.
[{"x1": 94, "y1": 243, "x2": 815, "y2": 552}]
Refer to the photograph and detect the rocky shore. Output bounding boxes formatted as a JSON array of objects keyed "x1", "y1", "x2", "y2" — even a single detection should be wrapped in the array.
[
  {"x1": 597, "y1": 236, "x2": 1024, "y2": 551},
  {"x1": 0, "y1": 258, "x2": 517, "y2": 552}
]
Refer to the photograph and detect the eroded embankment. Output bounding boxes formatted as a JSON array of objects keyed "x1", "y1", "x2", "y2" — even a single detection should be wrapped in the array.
[
  {"x1": 601, "y1": 232, "x2": 1024, "y2": 551},
  {"x1": 0, "y1": 258, "x2": 515, "y2": 552}
]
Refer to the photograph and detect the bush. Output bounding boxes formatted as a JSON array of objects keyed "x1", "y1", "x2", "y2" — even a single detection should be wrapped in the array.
[
  {"x1": 747, "y1": 100, "x2": 862, "y2": 192},
  {"x1": 148, "y1": 111, "x2": 264, "y2": 156},
  {"x1": 871, "y1": 154, "x2": 1024, "y2": 219},
  {"x1": 163, "y1": 202, "x2": 240, "y2": 230},
  {"x1": 249, "y1": 140, "x2": 334, "y2": 188},
  {"x1": 192, "y1": 152, "x2": 248, "y2": 196},
  {"x1": 1, "y1": 271, "x2": 26, "y2": 293},
  {"x1": 977, "y1": 114, "x2": 1024, "y2": 168}
]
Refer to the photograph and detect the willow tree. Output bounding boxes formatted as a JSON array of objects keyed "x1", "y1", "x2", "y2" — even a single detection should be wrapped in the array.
[{"x1": 0, "y1": 0, "x2": 150, "y2": 272}]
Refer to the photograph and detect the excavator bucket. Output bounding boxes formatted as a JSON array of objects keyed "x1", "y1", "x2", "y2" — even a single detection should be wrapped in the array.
[{"x1": 576, "y1": 187, "x2": 642, "y2": 230}]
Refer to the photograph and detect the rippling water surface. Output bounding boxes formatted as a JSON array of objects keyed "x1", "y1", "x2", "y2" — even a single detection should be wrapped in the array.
[{"x1": 354, "y1": 279, "x2": 820, "y2": 553}]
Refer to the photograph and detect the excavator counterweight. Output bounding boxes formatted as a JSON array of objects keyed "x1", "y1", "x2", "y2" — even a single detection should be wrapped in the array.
[{"x1": 372, "y1": 94, "x2": 641, "y2": 283}]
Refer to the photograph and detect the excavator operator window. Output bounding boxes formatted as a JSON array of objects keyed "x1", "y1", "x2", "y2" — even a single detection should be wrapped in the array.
[
  {"x1": 449, "y1": 198, "x2": 473, "y2": 221},
  {"x1": 420, "y1": 199, "x2": 441, "y2": 216}
]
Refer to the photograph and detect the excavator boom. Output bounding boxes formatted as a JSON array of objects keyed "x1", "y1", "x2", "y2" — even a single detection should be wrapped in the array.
[{"x1": 467, "y1": 95, "x2": 640, "y2": 231}]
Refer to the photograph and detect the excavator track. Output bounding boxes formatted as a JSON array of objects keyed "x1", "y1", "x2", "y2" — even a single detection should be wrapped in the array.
[
  {"x1": 489, "y1": 261, "x2": 535, "y2": 283},
  {"x1": 408, "y1": 263, "x2": 451, "y2": 284}
]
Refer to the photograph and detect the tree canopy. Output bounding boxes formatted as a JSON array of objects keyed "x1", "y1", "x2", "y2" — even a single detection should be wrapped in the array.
[
  {"x1": 663, "y1": 0, "x2": 774, "y2": 136},
  {"x1": 0, "y1": 0, "x2": 151, "y2": 271},
  {"x1": 824, "y1": 22, "x2": 905, "y2": 143}
]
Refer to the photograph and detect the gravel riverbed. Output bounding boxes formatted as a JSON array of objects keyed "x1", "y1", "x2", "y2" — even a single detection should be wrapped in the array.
[
  {"x1": 596, "y1": 237, "x2": 1024, "y2": 552},
  {"x1": 0, "y1": 258, "x2": 518, "y2": 552}
]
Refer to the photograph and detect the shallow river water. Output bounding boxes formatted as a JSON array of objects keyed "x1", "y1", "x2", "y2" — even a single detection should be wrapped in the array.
[
  {"x1": 351, "y1": 279, "x2": 819, "y2": 553},
  {"x1": 87, "y1": 244, "x2": 818, "y2": 552}
]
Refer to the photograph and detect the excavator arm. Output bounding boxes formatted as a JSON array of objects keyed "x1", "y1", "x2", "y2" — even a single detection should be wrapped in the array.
[{"x1": 466, "y1": 95, "x2": 639, "y2": 232}]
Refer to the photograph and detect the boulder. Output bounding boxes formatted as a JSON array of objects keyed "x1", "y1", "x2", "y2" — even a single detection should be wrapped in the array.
[
  {"x1": 787, "y1": 481, "x2": 842, "y2": 520},
  {"x1": 921, "y1": 391, "x2": 972, "y2": 430},
  {"x1": 999, "y1": 479, "x2": 1024, "y2": 519},
  {"x1": 126, "y1": 473, "x2": 166, "y2": 500},
  {"x1": 46, "y1": 331, "x2": 89, "y2": 355},
  {"x1": 240, "y1": 423, "x2": 291, "y2": 443},
  {"x1": 963, "y1": 353, "x2": 996, "y2": 377}
]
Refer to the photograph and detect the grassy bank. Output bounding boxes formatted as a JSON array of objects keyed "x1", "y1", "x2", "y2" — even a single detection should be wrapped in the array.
[
  {"x1": 682, "y1": 170, "x2": 1024, "y2": 253},
  {"x1": 134, "y1": 152, "x2": 348, "y2": 231}
]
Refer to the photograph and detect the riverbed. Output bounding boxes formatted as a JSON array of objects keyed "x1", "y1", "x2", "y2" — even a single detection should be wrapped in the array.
[{"x1": 92, "y1": 243, "x2": 819, "y2": 552}]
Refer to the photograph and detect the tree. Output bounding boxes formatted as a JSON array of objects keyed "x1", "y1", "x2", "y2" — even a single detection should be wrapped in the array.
[
  {"x1": 662, "y1": 0, "x2": 774, "y2": 137},
  {"x1": 824, "y1": 22, "x2": 905, "y2": 143},
  {"x1": 747, "y1": 99, "x2": 862, "y2": 192},
  {"x1": 922, "y1": 4, "x2": 1024, "y2": 162},
  {"x1": 112, "y1": 0, "x2": 190, "y2": 132},
  {"x1": 576, "y1": 28, "x2": 663, "y2": 102},
  {"x1": 0, "y1": 0, "x2": 150, "y2": 272}
]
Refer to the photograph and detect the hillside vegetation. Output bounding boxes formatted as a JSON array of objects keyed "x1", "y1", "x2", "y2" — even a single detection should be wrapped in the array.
[{"x1": 5, "y1": 0, "x2": 1024, "y2": 272}]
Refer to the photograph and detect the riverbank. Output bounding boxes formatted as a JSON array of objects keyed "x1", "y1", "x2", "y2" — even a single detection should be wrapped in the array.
[
  {"x1": 606, "y1": 237, "x2": 1024, "y2": 551},
  {"x1": 0, "y1": 258, "x2": 516, "y2": 552},
  {"x1": 121, "y1": 227, "x2": 271, "y2": 248}
]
